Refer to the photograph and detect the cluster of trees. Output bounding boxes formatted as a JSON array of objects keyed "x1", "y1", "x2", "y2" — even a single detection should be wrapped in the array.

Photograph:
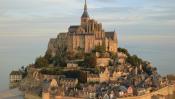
[
  {"x1": 37, "y1": 44, "x2": 106, "y2": 68},
  {"x1": 67, "y1": 50, "x2": 84, "y2": 60},
  {"x1": 44, "y1": 45, "x2": 68, "y2": 67},
  {"x1": 83, "y1": 53, "x2": 96, "y2": 68},
  {"x1": 93, "y1": 45, "x2": 105, "y2": 53},
  {"x1": 118, "y1": 47, "x2": 130, "y2": 56},
  {"x1": 118, "y1": 47, "x2": 143, "y2": 66},
  {"x1": 40, "y1": 67, "x2": 63, "y2": 75},
  {"x1": 118, "y1": 47, "x2": 157, "y2": 75},
  {"x1": 54, "y1": 46, "x2": 68, "y2": 67},
  {"x1": 126, "y1": 55, "x2": 143, "y2": 66},
  {"x1": 35, "y1": 56, "x2": 49, "y2": 68}
]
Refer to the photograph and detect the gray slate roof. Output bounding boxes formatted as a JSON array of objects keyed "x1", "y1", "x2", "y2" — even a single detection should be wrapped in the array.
[
  {"x1": 105, "y1": 32, "x2": 115, "y2": 39},
  {"x1": 81, "y1": 10, "x2": 89, "y2": 18},
  {"x1": 10, "y1": 71, "x2": 22, "y2": 75}
]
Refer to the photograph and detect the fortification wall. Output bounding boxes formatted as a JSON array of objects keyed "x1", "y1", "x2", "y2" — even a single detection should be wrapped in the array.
[
  {"x1": 118, "y1": 85, "x2": 175, "y2": 99},
  {"x1": 25, "y1": 93, "x2": 41, "y2": 99}
]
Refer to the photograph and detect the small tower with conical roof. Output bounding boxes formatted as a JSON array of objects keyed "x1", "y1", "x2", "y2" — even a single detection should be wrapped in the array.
[{"x1": 81, "y1": 0, "x2": 90, "y2": 31}]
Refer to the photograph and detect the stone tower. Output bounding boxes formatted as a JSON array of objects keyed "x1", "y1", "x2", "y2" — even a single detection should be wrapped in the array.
[{"x1": 81, "y1": 0, "x2": 90, "y2": 32}]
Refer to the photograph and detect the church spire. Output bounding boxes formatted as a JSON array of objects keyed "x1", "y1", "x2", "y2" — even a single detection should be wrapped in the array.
[
  {"x1": 84, "y1": 0, "x2": 87, "y2": 11},
  {"x1": 81, "y1": 0, "x2": 89, "y2": 18}
]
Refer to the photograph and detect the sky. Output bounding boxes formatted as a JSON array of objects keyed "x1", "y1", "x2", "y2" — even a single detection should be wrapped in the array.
[
  {"x1": 0, "y1": 0, "x2": 175, "y2": 91},
  {"x1": 0, "y1": 0, "x2": 175, "y2": 37}
]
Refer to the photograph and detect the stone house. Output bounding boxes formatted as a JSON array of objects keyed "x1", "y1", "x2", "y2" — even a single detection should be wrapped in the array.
[
  {"x1": 42, "y1": 79, "x2": 65, "y2": 99},
  {"x1": 9, "y1": 71, "x2": 22, "y2": 83},
  {"x1": 110, "y1": 71, "x2": 123, "y2": 81},
  {"x1": 66, "y1": 63, "x2": 79, "y2": 70},
  {"x1": 87, "y1": 74, "x2": 100, "y2": 83},
  {"x1": 127, "y1": 86, "x2": 133, "y2": 96},
  {"x1": 96, "y1": 57, "x2": 110, "y2": 67},
  {"x1": 60, "y1": 78, "x2": 78, "y2": 88},
  {"x1": 99, "y1": 67, "x2": 110, "y2": 83}
]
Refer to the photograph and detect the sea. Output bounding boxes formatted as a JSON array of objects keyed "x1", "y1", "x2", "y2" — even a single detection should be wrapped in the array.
[{"x1": 0, "y1": 32, "x2": 175, "y2": 92}]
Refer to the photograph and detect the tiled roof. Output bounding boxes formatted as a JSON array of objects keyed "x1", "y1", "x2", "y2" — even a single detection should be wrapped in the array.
[
  {"x1": 105, "y1": 32, "x2": 115, "y2": 39},
  {"x1": 69, "y1": 25, "x2": 80, "y2": 29},
  {"x1": 81, "y1": 10, "x2": 89, "y2": 18},
  {"x1": 69, "y1": 25, "x2": 81, "y2": 33},
  {"x1": 10, "y1": 71, "x2": 22, "y2": 75}
]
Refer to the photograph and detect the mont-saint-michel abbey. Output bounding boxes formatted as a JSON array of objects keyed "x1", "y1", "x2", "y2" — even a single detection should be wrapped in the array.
[
  {"x1": 48, "y1": 0, "x2": 118, "y2": 56},
  {"x1": 7, "y1": 0, "x2": 175, "y2": 99}
]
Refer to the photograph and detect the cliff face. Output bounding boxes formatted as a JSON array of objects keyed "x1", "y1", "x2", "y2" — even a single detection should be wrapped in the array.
[
  {"x1": 47, "y1": 38, "x2": 58, "y2": 57},
  {"x1": 46, "y1": 33, "x2": 68, "y2": 57}
]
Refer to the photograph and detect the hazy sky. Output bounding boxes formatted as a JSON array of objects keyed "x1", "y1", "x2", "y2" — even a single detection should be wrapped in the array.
[
  {"x1": 1, "y1": 0, "x2": 175, "y2": 91},
  {"x1": 0, "y1": 0, "x2": 175, "y2": 37}
]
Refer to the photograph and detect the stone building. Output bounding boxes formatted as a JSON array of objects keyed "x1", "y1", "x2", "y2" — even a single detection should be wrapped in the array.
[
  {"x1": 87, "y1": 74, "x2": 100, "y2": 83},
  {"x1": 47, "y1": 0, "x2": 118, "y2": 56},
  {"x1": 110, "y1": 70, "x2": 123, "y2": 81},
  {"x1": 96, "y1": 57, "x2": 110, "y2": 67},
  {"x1": 66, "y1": 63, "x2": 78, "y2": 70},
  {"x1": 9, "y1": 71, "x2": 22, "y2": 83},
  {"x1": 99, "y1": 67, "x2": 110, "y2": 83},
  {"x1": 42, "y1": 79, "x2": 64, "y2": 99},
  {"x1": 9, "y1": 70, "x2": 22, "y2": 88},
  {"x1": 59, "y1": 78, "x2": 78, "y2": 88}
]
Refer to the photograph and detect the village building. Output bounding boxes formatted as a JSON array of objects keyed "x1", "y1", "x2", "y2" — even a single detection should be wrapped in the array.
[
  {"x1": 42, "y1": 79, "x2": 65, "y2": 99},
  {"x1": 127, "y1": 86, "x2": 133, "y2": 96},
  {"x1": 99, "y1": 67, "x2": 110, "y2": 83},
  {"x1": 59, "y1": 78, "x2": 78, "y2": 88},
  {"x1": 96, "y1": 57, "x2": 110, "y2": 67},
  {"x1": 9, "y1": 70, "x2": 22, "y2": 83},
  {"x1": 9, "y1": 70, "x2": 23, "y2": 88},
  {"x1": 87, "y1": 74, "x2": 100, "y2": 83},
  {"x1": 66, "y1": 63, "x2": 79, "y2": 70},
  {"x1": 110, "y1": 70, "x2": 123, "y2": 81}
]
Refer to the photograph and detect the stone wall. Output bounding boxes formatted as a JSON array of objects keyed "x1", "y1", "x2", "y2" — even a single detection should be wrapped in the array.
[
  {"x1": 96, "y1": 58, "x2": 110, "y2": 67},
  {"x1": 118, "y1": 85, "x2": 175, "y2": 99},
  {"x1": 25, "y1": 93, "x2": 41, "y2": 99}
]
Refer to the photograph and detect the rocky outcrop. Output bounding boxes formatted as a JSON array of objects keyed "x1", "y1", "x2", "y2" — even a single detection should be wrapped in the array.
[
  {"x1": 47, "y1": 38, "x2": 58, "y2": 57},
  {"x1": 46, "y1": 33, "x2": 68, "y2": 57}
]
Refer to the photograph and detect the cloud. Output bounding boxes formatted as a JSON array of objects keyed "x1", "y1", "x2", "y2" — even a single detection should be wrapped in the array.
[{"x1": 0, "y1": 0, "x2": 174, "y2": 36}]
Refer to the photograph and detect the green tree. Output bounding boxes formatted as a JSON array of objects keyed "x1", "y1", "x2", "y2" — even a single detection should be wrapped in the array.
[
  {"x1": 40, "y1": 67, "x2": 63, "y2": 75},
  {"x1": 84, "y1": 53, "x2": 96, "y2": 68},
  {"x1": 118, "y1": 47, "x2": 130, "y2": 56},
  {"x1": 126, "y1": 55, "x2": 142, "y2": 66},
  {"x1": 95, "y1": 45, "x2": 105, "y2": 53},
  {"x1": 44, "y1": 50, "x2": 54, "y2": 64},
  {"x1": 54, "y1": 46, "x2": 67, "y2": 67},
  {"x1": 35, "y1": 56, "x2": 49, "y2": 68},
  {"x1": 75, "y1": 47, "x2": 84, "y2": 59}
]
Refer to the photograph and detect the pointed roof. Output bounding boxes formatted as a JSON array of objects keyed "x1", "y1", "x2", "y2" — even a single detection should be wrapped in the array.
[
  {"x1": 81, "y1": 0, "x2": 89, "y2": 18},
  {"x1": 105, "y1": 31, "x2": 116, "y2": 40}
]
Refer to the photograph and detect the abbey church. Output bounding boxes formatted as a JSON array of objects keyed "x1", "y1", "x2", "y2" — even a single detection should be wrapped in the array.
[{"x1": 47, "y1": 0, "x2": 118, "y2": 56}]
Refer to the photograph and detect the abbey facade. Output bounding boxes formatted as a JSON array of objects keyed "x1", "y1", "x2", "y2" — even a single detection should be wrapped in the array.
[{"x1": 47, "y1": 0, "x2": 118, "y2": 56}]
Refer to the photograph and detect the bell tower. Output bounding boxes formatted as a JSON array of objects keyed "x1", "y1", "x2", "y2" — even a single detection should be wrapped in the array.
[{"x1": 81, "y1": 0, "x2": 90, "y2": 32}]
